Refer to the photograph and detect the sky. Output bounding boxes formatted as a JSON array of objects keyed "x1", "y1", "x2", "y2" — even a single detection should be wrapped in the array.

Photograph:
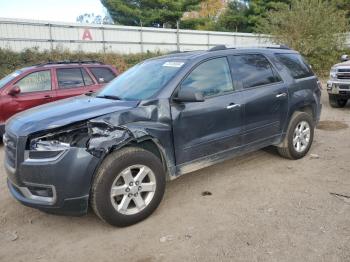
[{"x1": 0, "y1": 0, "x2": 106, "y2": 22}]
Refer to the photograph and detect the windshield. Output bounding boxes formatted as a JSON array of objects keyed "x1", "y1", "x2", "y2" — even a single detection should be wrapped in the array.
[
  {"x1": 0, "y1": 70, "x2": 22, "y2": 89},
  {"x1": 97, "y1": 59, "x2": 185, "y2": 100}
]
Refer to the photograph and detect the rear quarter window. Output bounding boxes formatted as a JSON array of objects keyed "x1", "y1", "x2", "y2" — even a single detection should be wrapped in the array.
[
  {"x1": 89, "y1": 67, "x2": 116, "y2": 83},
  {"x1": 275, "y1": 53, "x2": 314, "y2": 79}
]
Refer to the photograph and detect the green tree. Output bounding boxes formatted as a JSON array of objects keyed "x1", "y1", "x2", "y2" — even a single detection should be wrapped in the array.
[
  {"x1": 101, "y1": 0, "x2": 201, "y2": 28},
  {"x1": 246, "y1": 0, "x2": 291, "y2": 32},
  {"x1": 258, "y1": 0, "x2": 349, "y2": 75},
  {"x1": 215, "y1": 0, "x2": 250, "y2": 32}
]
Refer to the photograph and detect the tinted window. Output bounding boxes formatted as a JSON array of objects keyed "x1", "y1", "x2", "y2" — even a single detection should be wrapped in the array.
[
  {"x1": 231, "y1": 54, "x2": 281, "y2": 88},
  {"x1": 82, "y1": 69, "x2": 94, "y2": 86},
  {"x1": 181, "y1": 57, "x2": 234, "y2": 97},
  {"x1": 98, "y1": 59, "x2": 183, "y2": 100},
  {"x1": 276, "y1": 53, "x2": 314, "y2": 79},
  {"x1": 57, "y1": 68, "x2": 84, "y2": 88},
  {"x1": 90, "y1": 67, "x2": 116, "y2": 83},
  {"x1": 16, "y1": 70, "x2": 51, "y2": 93}
]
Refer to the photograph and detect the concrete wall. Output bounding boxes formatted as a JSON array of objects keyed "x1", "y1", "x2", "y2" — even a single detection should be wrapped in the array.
[{"x1": 0, "y1": 17, "x2": 274, "y2": 53}]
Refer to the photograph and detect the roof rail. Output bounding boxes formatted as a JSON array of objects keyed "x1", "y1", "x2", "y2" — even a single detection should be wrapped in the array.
[
  {"x1": 208, "y1": 44, "x2": 290, "y2": 52},
  {"x1": 36, "y1": 60, "x2": 104, "y2": 66},
  {"x1": 208, "y1": 45, "x2": 230, "y2": 52}
]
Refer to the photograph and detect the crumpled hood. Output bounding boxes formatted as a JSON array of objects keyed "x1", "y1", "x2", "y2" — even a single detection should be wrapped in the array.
[{"x1": 6, "y1": 95, "x2": 139, "y2": 136}]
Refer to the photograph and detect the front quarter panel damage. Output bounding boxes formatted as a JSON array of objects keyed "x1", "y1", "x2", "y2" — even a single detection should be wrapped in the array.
[{"x1": 86, "y1": 100, "x2": 176, "y2": 178}]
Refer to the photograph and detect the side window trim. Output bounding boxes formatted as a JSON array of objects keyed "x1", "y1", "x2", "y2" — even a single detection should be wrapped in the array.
[
  {"x1": 80, "y1": 68, "x2": 95, "y2": 87},
  {"x1": 173, "y1": 56, "x2": 236, "y2": 100},
  {"x1": 230, "y1": 53, "x2": 284, "y2": 90},
  {"x1": 84, "y1": 67, "x2": 98, "y2": 85},
  {"x1": 14, "y1": 69, "x2": 52, "y2": 94}
]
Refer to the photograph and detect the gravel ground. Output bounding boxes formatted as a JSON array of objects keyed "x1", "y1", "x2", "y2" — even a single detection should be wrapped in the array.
[{"x1": 0, "y1": 89, "x2": 349, "y2": 262}]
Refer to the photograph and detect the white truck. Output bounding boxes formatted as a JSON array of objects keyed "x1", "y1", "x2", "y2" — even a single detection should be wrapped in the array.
[{"x1": 327, "y1": 55, "x2": 350, "y2": 108}]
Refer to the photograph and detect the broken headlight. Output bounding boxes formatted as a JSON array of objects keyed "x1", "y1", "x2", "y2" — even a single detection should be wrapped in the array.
[
  {"x1": 27, "y1": 140, "x2": 70, "y2": 160},
  {"x1": 27, "y1": 124, "x2": 89, "y2": 160}
]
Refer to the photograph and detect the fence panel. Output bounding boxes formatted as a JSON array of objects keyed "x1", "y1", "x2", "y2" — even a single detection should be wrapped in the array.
[{"x1": 0, "y1": 17, "x2": 277, "y2": 53}]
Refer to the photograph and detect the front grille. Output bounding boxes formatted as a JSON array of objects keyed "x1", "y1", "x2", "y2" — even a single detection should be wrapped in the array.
[
  {"x1": 338, "y1": 69, "x2": 350, "y2": 73},
  {"x1": 4, "y1": 133, "x2": 18, "y2": 169},
  {"x1": 339, "y1": 85, "x2": 350, "y2": 90},
  {"x1": 336, "y1": 73, "x2": 350, "y2": 80}
]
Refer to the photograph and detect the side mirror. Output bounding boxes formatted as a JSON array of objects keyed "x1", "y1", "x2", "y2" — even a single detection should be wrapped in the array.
[
  {"x1": 340, "y1": 54, "x2": 349, "y2": 62},
  {"x1": 8, "y1": 86, "x2": 21, "y2": 96},
  {"x1": 173, "y1": 89, "x2": 204, "y2": 103}
]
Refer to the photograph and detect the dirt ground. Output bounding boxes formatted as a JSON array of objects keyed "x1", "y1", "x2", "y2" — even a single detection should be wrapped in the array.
[{"x1": 0, "y1": 88, "x2": 350, "y2": 262}]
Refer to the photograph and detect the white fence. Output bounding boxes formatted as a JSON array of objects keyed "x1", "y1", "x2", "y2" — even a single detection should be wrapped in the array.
[{"x1": 0, "y1": 17, "x2": 274, "y2": 54}]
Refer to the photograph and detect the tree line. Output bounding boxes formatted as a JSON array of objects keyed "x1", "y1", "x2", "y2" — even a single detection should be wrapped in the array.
[
  {"x1": 100, "y1": 0, "x2": 350, "y2": 33},
  {"x1": 99, "y1": 0, "x2": 350, "y2": 75}
]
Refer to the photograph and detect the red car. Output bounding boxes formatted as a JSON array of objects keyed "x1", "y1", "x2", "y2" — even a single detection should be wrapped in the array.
[{"x1": 0, "y1": 61, "x2": 118, "y2": 137}]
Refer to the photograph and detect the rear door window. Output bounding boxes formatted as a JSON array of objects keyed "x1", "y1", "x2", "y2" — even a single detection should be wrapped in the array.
[
  {"x1": 16, "y1": 70, "x2": 51, "y2": 93},
  {"x1": 181, "y1": 57, "x2": 234, "y2": 98},
  {"x1": 89, "y1": 67, "x2": 116, "y2": 83},
  {"x1": 230, "y1": 54, "x2": 281, "y2": 89},
  {"x1": 57, "y1": 68, "x2": 85, "y2": 88},
  {"x1": 275, "y1": 53, "x2": 314, "y2": 79}
]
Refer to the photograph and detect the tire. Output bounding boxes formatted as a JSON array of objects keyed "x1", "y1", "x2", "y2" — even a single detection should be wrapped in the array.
[
  {"x1": 277, "y1": 112, "x2": 314, "y2": 160},
  {"x1": 91, "y1": 147, "x2": 166, "y2": 227},
  {"x1": 329, "y1": 94, "x2": 348, "y2": 108}
]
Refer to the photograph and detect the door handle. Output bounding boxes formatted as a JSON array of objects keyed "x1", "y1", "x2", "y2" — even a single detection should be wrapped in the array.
[
  {"x1": 276, "y1": 93, "x2": 287, "y2": 98},
  {"x1": 227, "y1": 103, "x2": 241, "y2": 109},
  {"x1": 44, "y1": 95, "x2": 52, "y2": 99}
]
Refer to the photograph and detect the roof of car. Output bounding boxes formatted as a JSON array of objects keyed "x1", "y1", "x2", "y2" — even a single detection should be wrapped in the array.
[
  {"x1": 149, "y1": 45, "x2": 298, "y2": 62},
  {"x1": 17, "y1": 61, "x2": 111, "y2": 72}
]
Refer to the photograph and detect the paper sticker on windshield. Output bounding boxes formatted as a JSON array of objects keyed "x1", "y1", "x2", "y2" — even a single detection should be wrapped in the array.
[{"x1": 163, "y1": 62, "x2": 184, "y2": 68}]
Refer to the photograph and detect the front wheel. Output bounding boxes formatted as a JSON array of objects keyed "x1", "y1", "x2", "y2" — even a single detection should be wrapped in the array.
[
  {"x1": 91, "y1": 147, "x2": 166, "y2": 227},
  {"x1": 329, "y1": 94, "x2": 348, "y2": 108},
  {"x1": 277, "y1": 112, "x2": 314, "y2": 160}
]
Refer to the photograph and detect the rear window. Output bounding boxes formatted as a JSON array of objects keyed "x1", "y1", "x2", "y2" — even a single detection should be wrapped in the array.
[
  {"x1": 89, "y1": 67, "x2": 116, "y2": 83},
  {"x1": 275, "y1": 53, "x2": 314, "y2": 79},
  {"x1": 230, "y1": 54, "x2": 281, "y2": 88}
]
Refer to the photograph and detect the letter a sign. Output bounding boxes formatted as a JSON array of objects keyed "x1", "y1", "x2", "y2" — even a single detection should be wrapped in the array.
[{"x1": 82, "y1": 29, "x2": 93, "y2": 41}]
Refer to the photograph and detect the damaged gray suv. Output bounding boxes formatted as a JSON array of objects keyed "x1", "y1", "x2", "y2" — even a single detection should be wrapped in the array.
[{"x1": 4, "y1": 46, "x2": 322, "y2": 226}]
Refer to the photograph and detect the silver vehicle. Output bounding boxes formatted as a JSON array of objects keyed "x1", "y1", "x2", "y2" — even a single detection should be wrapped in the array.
[{"x1": 327, "y1": 55, "x2": 350, "y2": 108}]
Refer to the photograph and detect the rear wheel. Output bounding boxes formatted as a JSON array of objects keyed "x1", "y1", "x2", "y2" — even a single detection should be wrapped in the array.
[
  {"x1": 277, "y1": 112, "x2": 314, "y2": 160},
  {"x1": 91, "y1": 147, "x2": 166, "y2": 227},
  {"x1": 329, "y1": 94, "x2": 348, "y2": 108}
]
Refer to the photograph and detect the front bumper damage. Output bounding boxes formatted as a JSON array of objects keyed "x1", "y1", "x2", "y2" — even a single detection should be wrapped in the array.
[{"x1": 5, "y1": 114, "x2": 173, "y2": 215}]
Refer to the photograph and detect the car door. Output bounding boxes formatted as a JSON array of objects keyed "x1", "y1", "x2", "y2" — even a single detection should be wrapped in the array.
[
  {"x1": 2, "y1": 69, "x2": 55, "y2": 120},
  {"x1": 55, "y1": 67, "x2": 95, "y2": 100},
  {"x1": 171, "y1": 57, "x2": 243, "y2": 165},
  {"x1": 229, "y1": 54, "x2": 288, "y2": 145}
]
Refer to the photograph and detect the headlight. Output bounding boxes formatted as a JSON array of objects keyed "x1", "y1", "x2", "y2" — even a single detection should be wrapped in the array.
[
  {"x1": 330, "y1": 67, "x2": 337, "y2": 80},
  {"x1": 31, "y1": 140, "x2": 70, "y2": 151},
  {"x1": 26, "y1": 140, "x2": 70, "y2": 161}
]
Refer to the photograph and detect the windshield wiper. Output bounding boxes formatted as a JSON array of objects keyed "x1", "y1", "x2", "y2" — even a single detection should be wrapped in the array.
[{"x1": 96, "y1": 95, "x2": 122, "y2": 100}]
